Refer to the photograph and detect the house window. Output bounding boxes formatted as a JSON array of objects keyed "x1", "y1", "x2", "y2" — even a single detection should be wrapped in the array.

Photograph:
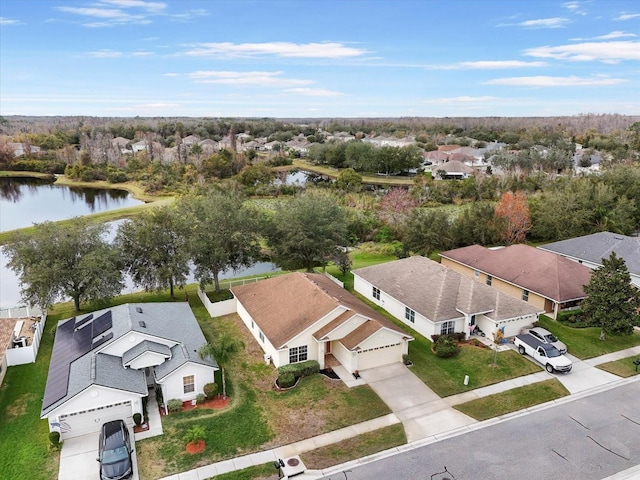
[
  {"x1": 486, "y1": 275, "x2": 492, "y2": 286},
  {"x1": 522, "y1": 289, "x2": 529, "y2": 302},
  {"x1": 259, "y1": 331, "x2": 264, "y2": 342},
  {"x1": 372, "y1": 286, "x2": 380, "y2": 300},
  {"x1": 251, "y1": 320, "x2": 254, "y2": 329},
  {"x1": 405, "y1": 307, "x2": 415, "y2": 323},
  {"x1": 440, "y1": 321, "x2": 455, "y2": 335},
  {"x1": 474, "y1": 270, "x2": 479, "y2": 278},
  {"x1": 183, "y1": 375, "x2": 195, "y2": 394},
  {"x1": 289, "y1": 345, "x2": 308, "y2": 364}
]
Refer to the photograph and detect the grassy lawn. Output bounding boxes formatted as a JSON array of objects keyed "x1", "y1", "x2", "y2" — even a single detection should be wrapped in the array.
[
  {"x1": 300, "y1": 424, "x2": 407, "y2": 470},
  {"x1": 597, "y1": 357, "x2": 640, "y2": 378},
  {"x1": 453, "y1": 379, "x2": 570, "y2": 421},
  {"x1": 204, "y1": 463, "x2": 278, "y2": 480},
  {"x1": 537, "y1": 315, "x2": 640, "y2": 360}
]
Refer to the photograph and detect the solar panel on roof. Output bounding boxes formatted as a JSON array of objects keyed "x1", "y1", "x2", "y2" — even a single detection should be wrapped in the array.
[
  {"x1": 91, "y1": 311, "x2": 112, "y2": 339},
  {"x1": 92, "y1": 332, "x2": 113, "y2": 350},
  {"x1": 74, "y1": 313, "x2": 93, "y2": 329}
]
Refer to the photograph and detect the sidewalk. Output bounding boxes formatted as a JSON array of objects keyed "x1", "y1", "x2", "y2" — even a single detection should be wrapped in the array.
[{"x1": 158, "y1": 345, "x2": 640, "y2": 480}]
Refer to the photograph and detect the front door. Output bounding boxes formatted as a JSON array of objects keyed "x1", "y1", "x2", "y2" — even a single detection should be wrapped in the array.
[{"x1": 325, "y1": 341, "x2": 332, "y2": 354}]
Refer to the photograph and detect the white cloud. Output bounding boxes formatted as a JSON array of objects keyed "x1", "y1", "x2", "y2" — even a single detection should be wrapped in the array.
[
  {"x1": 88, "y1": 49, "x2": 123, "y2": 58},
  {"x1": 615, "y1": 13, "x2": 640, "y2": 21},
  {"x1": 573, "y1": 31, "x2": 637, "y2": 40},
  {"x1": 132, "y1": 51, "x2": 153, "y2": 56},
  {"x1": 421, "y1": 96, "x2": 499, "y2": 104},
  {"x1": 282, "y1": 88, "x2": 344, "y2": 97},
  {"x1": 525, "y1": 41, "x2": 640, "y2": 62},
  {"x1": 486, "y1": 76, "x2": 626, "y2": 87},
  {"x1": 162, "y1": 73, "x2": 179, "y2": 77},
  {"x1": 56, "y1": 6, "x2": 150, "y2": 26},
  {"x1": 188, "y1": 71, "x2": 314, "y2": 87},
  {"x1": 504, "y1": 17, "x2": 571, "y2": 28},
  {"x1": 169, "y1": 9, "x2": 209, "y2": 21},
  {"x1": 99, "y1": 0, "x2": 166, "y2": 11},
  {"x1": 563, "y1": 1, "x2": 587, "y2": 15},
  {"x1": 182, "y1": 41, "x2": 368, "y2": 58},
  {"x1": 0, "y1": 17, "x2": 21, "y2": 25},
  {"x1": 136, "y1": 102, "x2": 178, "y2": 108},
  {"x1": 432, "y1": 60, "x2": 547, "y2": 70}
]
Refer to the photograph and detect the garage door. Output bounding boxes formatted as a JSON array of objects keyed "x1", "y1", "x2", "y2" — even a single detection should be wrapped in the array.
[
  {"x1": 59, "y1": 401, "x2": 132, "y2": 439},
  {"x1": 357, "y1": 343, "x2": 403, "y2": 370}
]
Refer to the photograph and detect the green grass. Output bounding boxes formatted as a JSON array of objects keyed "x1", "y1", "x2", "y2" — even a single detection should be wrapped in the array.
[
  {"x1": 537, "y1": 315, "x2": 640, "y2": 360},
  {"x1": 300, "y1": 424, "x2": 407, "y2": 470},
  {"x1": 205, "y1": 463, "x2": 278, "y2": 480},
  {"x1": 453, "y1": 379, "x2": 570, "y2": 421},
  {"x1": 597, "y1": 357, "x2": 640, "y2": 378}
]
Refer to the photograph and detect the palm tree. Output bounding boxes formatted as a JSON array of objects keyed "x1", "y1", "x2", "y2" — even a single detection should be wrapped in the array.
[{"x1": 198, "y1": 334, "x2": 243, "y2": 399}]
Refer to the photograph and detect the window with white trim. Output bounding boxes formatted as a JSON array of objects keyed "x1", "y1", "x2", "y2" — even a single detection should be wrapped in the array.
[
  {"x1": 440, "y1": 321, "x2": 455, "y2": 335},
  {"x1": 372, "y1": 286, "x2": 380, "y2": 300},
  {"x1": 486, "y1": 275, "x2": 492, "y2": 286},
  {"x1": 259, "y1": 330, "x2": 264, "y2": 342},
  {"x1": 289, "y1": 345, "x2": 308, "y2": 363},
  {"x1": 522, "y1": 289, "x2": 529, "y2": 302},
  {"x1": 183, "y1": 375, "x2": 195, "y2": 394},
  {"x1": 405, "y1": 307, "x2": 415, "y2": 323}
]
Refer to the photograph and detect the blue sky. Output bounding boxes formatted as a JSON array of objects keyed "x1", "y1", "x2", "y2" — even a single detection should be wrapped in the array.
[{"x1": 1, "y1": 0, "x2": 639, "y2": 118}]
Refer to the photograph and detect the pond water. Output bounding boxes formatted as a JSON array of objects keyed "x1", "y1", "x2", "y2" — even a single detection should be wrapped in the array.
[
  {"x1": 273, "y1": 169, "x2": 332, "y2": 186},
  {"x1": 0, "y1": 179, "x2": 280, "y2": 308},
  {"x1": 0, "y1": 177, "x2": 144, "y2": 232}
]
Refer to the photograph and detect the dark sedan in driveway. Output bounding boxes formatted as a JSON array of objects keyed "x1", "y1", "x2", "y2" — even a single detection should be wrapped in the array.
[{"x1": 97, "y1": 420, "x2": 133, "y2": 480}]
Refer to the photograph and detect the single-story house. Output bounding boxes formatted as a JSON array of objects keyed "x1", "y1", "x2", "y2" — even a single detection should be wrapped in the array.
[
  {"x1": 41, "y1": 303, "x2": 217, "y2": 439},
  {"x1": 538, "y1": 232, "x2": 640, "y2": 288},
  {"x1": 231, "y1": 272, "x2": 413, "y2": 373},
  {"x1": 440, "y1": 244, "x2": 592, "y2": 319},
  {"x1": 435, "y1": 160, "x2": 475, "y2": 179},
  {"x1": 353, "y1": 256, "x2": 542, "y2": 340}
]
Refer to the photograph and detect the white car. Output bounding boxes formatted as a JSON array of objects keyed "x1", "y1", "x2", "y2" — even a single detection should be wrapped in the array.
[{"x1": 528, "y1": 327, "x2": 567, "y2": 354}]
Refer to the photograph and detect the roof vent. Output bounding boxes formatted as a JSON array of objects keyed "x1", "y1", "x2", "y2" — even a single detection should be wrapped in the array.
[
  {"x1": 139, "y1": 321, "x2": 146, "y2": 328},
  {"x1": 136, "y1": 307, "x2": 143, "y2": 313}
]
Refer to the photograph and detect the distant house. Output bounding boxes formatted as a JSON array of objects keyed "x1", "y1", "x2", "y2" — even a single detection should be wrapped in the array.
[
  {"x1": 363, "y1": 136, "x2": 415, "y2": 148},
  {"x1": 41, "y1": 303, "x2": 217, "y2": 439},
  {"x1": 538, "y1": 232, "x2": 640, "y2": 288},
  {"x1": 353, "y1": 256, "x2": 541, "y2": 340},
  {"x1": 8, "y1": 142, "x2": 41, "y2": 157},
  {"x1": 435, "y1": 160, "x2": 475, "y2": 179},
  {"x1": 440, "y1": 244, "x2": 592, "y2": 319},
  {"x1": 232, "y1": 272, "x2": 412, "y2": 372}
]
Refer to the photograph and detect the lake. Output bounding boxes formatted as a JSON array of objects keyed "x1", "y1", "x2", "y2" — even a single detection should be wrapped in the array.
[{"x1": 0, "y1": 178, "x2": 280, "y2": 308}]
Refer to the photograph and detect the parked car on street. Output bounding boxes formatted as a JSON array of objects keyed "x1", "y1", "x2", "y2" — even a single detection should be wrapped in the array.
[
  {"x1": 514, "y1": 334, "x2": 572, "y2": 373},
  {"x1": 528, "y1": 327, "x2": 567, "y2": 354},
  {"x1": 97, "y1": 420, "x2": 133, "y2": 480}
]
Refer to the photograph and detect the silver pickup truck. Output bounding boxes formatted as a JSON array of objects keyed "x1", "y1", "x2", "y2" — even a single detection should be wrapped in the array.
[{"x1": 514, "y1": 334, "x2": 572, "y2": 373}]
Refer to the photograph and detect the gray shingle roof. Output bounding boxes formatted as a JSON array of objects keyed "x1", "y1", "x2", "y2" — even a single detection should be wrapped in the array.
[
  {"x1": 538, "y1": 232, "x2": 640, "y2": 277},
  {"x1": 42, "y1": 302, "x2": 216, "y2": 417},
  {"x1": 122, "y1": 340, "x2": 171, "y2": 366},
  {"x1": 353, "y1": 256, "x2": 541, "y2": 322}
]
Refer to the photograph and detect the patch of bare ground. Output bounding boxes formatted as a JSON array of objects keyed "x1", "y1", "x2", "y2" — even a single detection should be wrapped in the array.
[
  {"x1": 6, "y1": 393, "x2": 34, "y2": 418},
  {"x1": 136, "y1": 438, "x2": 167, "y2": 480}
]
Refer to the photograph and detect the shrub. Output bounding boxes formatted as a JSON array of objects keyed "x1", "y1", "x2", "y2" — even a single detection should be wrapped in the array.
[
  {"x1": 48, "y1": 431, "x2": 61, "y2": 448},
  {"x1": 435, "y1": 335, "x2": 460, "y2": 358},
  {"x1": 196, "y1": 393, "x2": 206, "y2": 404},
  {"x1": 277, "y1": 371, "x2": 296, "y2": 388},
  {"x1": 133, "y1": 413, "x2": 142, "y2": 426},
  {"x1": 277, "y1": 359, "x2": 320, "y2": 379},
  {"x1": 183, "y1": 425, "x2": 206, "y2": 444},
  {"x1": 167, "y1": 398, "x2": 183, "y2": 413},
  {"x1": 203, "y1": 382, "x2": 218, "y2": 398}
]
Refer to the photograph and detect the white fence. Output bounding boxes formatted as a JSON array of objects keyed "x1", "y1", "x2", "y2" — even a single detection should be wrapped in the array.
[
  {"x1": 1, "y1": 306, "x2": 47, "y2": 367},
  {"x1": 197, "y1": 288, "x2": 237, "y2": 318}
]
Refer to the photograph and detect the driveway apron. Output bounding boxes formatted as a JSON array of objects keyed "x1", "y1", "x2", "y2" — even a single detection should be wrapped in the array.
[{"x1": 359, "y1": 362, "x2": 476, "y2": 442}]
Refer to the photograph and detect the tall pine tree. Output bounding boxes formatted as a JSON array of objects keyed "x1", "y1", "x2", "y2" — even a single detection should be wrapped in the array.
[{"x1": 580, "y1": 252, "x2": 640, "y2": 336}]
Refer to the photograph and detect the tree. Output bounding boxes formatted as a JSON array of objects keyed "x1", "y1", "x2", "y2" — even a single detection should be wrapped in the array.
[
  {"x1": 115, "y1": 206, "x2": 189, "y2": 299},
  {"x1": 178, "y1": 190, "x2": 261, "y2": 292},
  {"x1": 402, "y1": 208, "x2": 454, "y2": 256},
  {"x1": 266, "y1": 191, "x2": 348, "y2": 272},
  {"x1": 336, "y1": 167, "x2": 362, "y2": 192},
  {"x1": 3, "y1": 218, "x2": 123, "y2": 311},
  {"x1": 198, "y1": 334, "x2": 243, "y2": 399},
  {"x1": 494, "y1": 191, "x2": 531, "y2": 245},
  {"x1": 580, "y1": 252, "x2": 640, "y2": 337},
  {"x1": 378, "y1": 187, "x2": 418, "y2": 236}
]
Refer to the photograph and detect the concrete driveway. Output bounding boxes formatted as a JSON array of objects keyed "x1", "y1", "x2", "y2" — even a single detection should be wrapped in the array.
[
  {"x1": 551, "y1": 353, "x2": 619, "y2": 394},
  {"x1": 359, "y1": 362, "x2": 476, "y2": 442},
  {"x1": 59, "y1": 428, "x2": 139, "y2": 480}
]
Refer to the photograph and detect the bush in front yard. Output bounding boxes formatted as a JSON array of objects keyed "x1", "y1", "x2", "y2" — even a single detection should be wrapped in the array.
[
  {"x1": 435, "y1": 336, "x2": 460, "y2": 358},
  {"x1": 277, "y1": 360, "x2": 320, "y2": 378},
  {"x1": 167, "y1": 399, "x2": 183, "y2": 413},
  {"x1": 203, "y1": 382, "x2": 218, "y2": 398},
  {"x1": 48, "y1": 431, "x2": 61, "y2": 448},
  {"x1": 196, "y1": 393, "x2": 206, "y2": 404},
  {"x1": 133, "y1": 413, "x2": 142, "y2": 426},
  {"x1": 277, "y1": 371, "x2": 296, "y2": 388}
]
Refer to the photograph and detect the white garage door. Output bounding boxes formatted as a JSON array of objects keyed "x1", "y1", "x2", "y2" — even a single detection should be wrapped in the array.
[
  {"x1": 357, "y1": 343, "x2": 403, "y2": 370},
  {"x1": 59, "y1": 401, "x2": 132, "y2": 439}
]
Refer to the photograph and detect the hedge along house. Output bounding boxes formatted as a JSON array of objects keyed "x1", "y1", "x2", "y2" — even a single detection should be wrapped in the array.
[
  {"x1": 231, "y1": 272, "x2": 413, "y2": 374},
  {"x1": 440, "y1": 244, "x2": 592, "y2": 319},
  {"x1": 41, "y1": 303, "x2": 217, "y2": 439},
  {"x1": 353, "y1": 256, "x2": 542, "y2": 341}
]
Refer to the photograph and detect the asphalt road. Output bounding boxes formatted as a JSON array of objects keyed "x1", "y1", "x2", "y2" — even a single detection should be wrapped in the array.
[{"x1": 320, "y1": 380, "x2": 640, "y2": 480}]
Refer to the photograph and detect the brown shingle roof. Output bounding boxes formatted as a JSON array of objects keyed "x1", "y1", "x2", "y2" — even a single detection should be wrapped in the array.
[
  {"x1": 232, "y1": 272, "x2": 407, "y2": 349},
  {"x1": 440, "y1": 244, "x2": 592, "y2": 302},
  {"x1": 341, "y1": 320, "x2": 382, "y2": 350},
  {"x1": 353, "y1": 256, "x2": 541, "y2": 322}
]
